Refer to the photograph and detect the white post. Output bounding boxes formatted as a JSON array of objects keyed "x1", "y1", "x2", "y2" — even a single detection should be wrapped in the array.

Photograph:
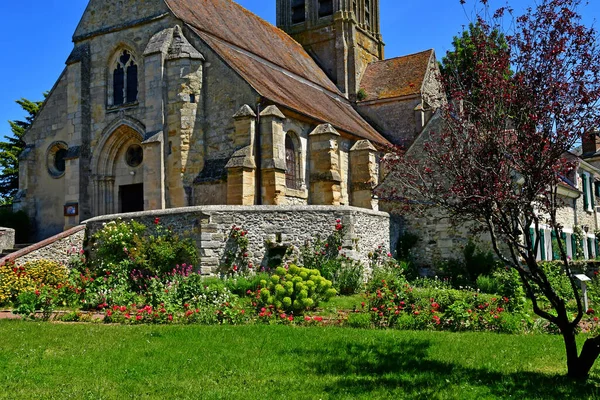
[{"x1": 583, "y1": 281, "x2": 589, "y2": 311}]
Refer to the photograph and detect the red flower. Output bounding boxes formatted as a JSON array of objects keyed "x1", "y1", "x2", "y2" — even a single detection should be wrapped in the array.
[
  {"x1": 120, "y1": 306, "x2": 127, "y2": 312},
  {"x1": 168, "y1": 315, "x2": 173, "y2": 321},
  {"x1": 136, "y1": 315, "x2": 142, "y2": 321},
  {"x1": 154, "y1": 218, "x2": 160, "y2": 225},
  {"x1": 304, "y1": 316, "x2": 312, "y2": 322},
  {"x1": 288, "y1": 316, "x2": 293, "y2": 321}
]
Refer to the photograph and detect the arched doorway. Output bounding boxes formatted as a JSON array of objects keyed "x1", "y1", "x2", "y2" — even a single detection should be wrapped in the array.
[{"x1": 92, "y1": 123, "x2": 145, "y2": 216}]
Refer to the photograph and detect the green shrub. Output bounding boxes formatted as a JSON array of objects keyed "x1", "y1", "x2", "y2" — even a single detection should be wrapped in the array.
[
  {"x1": 346, "y1": 312, "x2": 372, "y2": 329},
  {"x1": 476, "y1": 275, "x2": 501, "y2": 294},
  {"x1": 256, "y1": 265, "x2": 336, "y2": 315},
  {"x1": 366, "y1": 279, "x2": 524, "y2": 332},
  {"x1": 0, "y1": 260, "x2": 69, "y2": 306},
  {"x1": 13, "y1": 285, "x2": 56, "y2": 320},
  {"x1": 437, "y1": 240, "x2": 501, "y2": 286},
  {"x1": 396, "y1": 232, "x2": 419, "y2": 261},
  {"x1": 91, "y1": 218, "x2": 198, "y2": 277},
  {"x1": 334, "y1": 261, "x2": 364, "y2": 295},
  {"x1": 225, "y1": 273, "x2": 271, "y2": 297},
  {"x1": 537, "y1": 261, "x2": 575, "y2": 301}
]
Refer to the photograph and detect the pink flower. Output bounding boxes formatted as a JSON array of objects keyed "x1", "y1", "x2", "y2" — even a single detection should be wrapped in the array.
[{"x1": 168, "y1": 315, "x2": 173, "y2": 321}]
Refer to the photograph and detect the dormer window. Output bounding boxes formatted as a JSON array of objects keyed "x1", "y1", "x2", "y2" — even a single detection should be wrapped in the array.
[
  {"x1": 291, "y1": 0, "x2": 306, "y2": 24},
  {"x1": 111, "y1": 50, "x2": 138, "y2": 106},
  {"x1": 319, "y1": 0, "x2": 334, "y2": 17}
]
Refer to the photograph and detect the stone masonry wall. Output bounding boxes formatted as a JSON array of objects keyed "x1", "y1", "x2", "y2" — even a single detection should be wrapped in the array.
[
  {"x1": 85, "y1": 206, "x2": 390, "y2": 274},
  {"x1": 0, "y1": 226, "x2": 85, "y2": 267},
  {"x1": 0, "y1": 228, "x2": 15, "y2": 252}
]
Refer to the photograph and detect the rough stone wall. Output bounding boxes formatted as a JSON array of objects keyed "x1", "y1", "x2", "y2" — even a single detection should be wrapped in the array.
[
  {"x1": 16, "y1": 72, "x2": 69, "y2": 240},
  {"x1": 357, "y1": 97, "x2": 422, "y2": 146},
  {"x1": 0, "y1": 228, "x2": 15, "y2": 252},
  {"x1": 73, "y1": 0, "x2": 170, "y2": 41},
  {"x1": 85, "y1": 206, "x2": 390, "y2": 274},
  {"x1": 182, "y1": 26, "x2": 261, "y2": 202},
  {"x1": 1, "y1": 228, "x2": 85, "y2": 267}
]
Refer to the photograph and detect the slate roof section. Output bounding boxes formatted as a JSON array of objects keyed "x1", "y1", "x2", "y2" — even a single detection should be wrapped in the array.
[
  {"x1": 359, "y1": 49, "x2": 434, "y2": 102},
  {"x1": 164, "y1": 0, "x2": 389, "y2": 145}
]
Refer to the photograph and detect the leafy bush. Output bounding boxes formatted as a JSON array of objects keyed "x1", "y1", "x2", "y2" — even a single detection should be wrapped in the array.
[
  {"x1": 536, "y1": 262, "x2": 575, "y2": 301},
  {"x1": 255, "y1": 265, "x2": 336, "y2": 315},
  {"x1": 395, "y1": 232, "x2": 419, "y2": 261},
  {"x1": 0, "y1": 260, "x2": 68, "y2": 306},
  {"x1": 13, "y1": 286, "x2": 56, "y2": 320},
  {"x1": 365, "y1": 279, "x2": 526, "y2": 332},
  {"x1": 366, "y1": 259, "x2": 408, "y2": 294},
  {"x1": 476, "y1": 275, "x2": 501, "y2": 294},
  {"x1": 91, "y1": 218, "x2": 198, "y2": 277},
  {"x1": 225, "y1": 273, "x2": 271, "y2": 297},
  {"x1": 437, "y1": 240, "x2": 501, "y2": 286},
  {"x1": 334, "y1": 261, "x2": 364, "y2": 295},
  {"x1": 346, "y1": 312, "x2": 372, "y2": 329}
]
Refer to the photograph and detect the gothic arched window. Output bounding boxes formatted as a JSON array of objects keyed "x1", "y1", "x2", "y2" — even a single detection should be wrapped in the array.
[
  {"x1": 285, "y1": 135, "x2": 300, "y2": 190},
  {"x1": 112, "y1": 50, "x2": 138, "y2": 106}
]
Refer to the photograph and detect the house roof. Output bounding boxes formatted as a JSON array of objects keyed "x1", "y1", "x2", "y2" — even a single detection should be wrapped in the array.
[
  {"x1": 359, "y1": 49, "x2": 434, "y2": 102},
  {"x1": 164, "y1": 0, "x2": 389, "y2": 145}
]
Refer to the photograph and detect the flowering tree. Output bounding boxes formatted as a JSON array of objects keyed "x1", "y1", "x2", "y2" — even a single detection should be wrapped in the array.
[{"x1": 380, "y1": 0, "x2": 600, "y2": 379}]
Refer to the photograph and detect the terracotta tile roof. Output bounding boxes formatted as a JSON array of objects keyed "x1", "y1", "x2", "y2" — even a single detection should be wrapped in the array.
[
  {"x1": 359, "y1": 49, "x2": 434, "y2": 102},
  {"x1": 164, "y1": 0, "x2": 389, "y2": 144}
]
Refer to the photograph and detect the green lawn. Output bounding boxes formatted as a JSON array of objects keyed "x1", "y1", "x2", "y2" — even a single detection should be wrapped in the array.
[{"x1": 1, "y1": 321, "x2": 599, "y2": 399}]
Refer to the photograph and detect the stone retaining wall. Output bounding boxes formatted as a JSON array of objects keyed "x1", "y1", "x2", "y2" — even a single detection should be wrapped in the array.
[
  {"x1": 85, "y1": 205, "x2": 391, "y2": 274},
  {"x1": 0, "y1": 228, "x2": 15, "y2": 252},
  {"x1": 0, "y1": 226, "x2": 85, "y2": 266}
]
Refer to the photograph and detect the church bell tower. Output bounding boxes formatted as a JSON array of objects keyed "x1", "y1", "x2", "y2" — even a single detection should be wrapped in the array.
[{"x1": 276, "y1": 0, "x2": 384, "y2": 100}]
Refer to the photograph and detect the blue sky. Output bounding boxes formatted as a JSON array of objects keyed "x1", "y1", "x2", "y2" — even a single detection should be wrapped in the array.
[{"x1": 0, "y1": 0, "x2": 598, "y2": 139}]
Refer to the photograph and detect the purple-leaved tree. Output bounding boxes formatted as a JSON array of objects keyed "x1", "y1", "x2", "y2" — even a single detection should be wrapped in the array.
[{"x1": 380, "y1": 0, "x2": 600, "y2": 379}]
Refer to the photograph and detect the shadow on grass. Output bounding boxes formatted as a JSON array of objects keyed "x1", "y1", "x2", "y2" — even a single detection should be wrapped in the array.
[{"x1": 297, "y1": 337, "x2": 600, "y2": 399}]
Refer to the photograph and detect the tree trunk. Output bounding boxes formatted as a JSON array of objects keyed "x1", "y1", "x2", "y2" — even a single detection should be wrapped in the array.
[
  {"x1": 570, "y1": 336, "x2": 600, "y2": 380},
  {"x1": 563, "y1": 327, "x2": 600, "y2": 380}
]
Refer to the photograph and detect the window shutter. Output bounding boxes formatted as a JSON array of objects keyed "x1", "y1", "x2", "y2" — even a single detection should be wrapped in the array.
[
  {"x1": 571, "y1": 234, "x2": 578, "y2": 259},
  {"x1": 595, "y1": 238, "x2": 599, "y2": 260},
  {"x1": 551, "y1": 231, "x2": 559, "y2": 260},
  {"x1": 588, "y1": 238, "x2": 594, "y2": 259},
  {"x1": 539, "y1": 229, "x2": 546, "y2": 261},
  {"x1": 595, "y1": 181, "x2": 600, "y2": 198},
  {"x1": 529, "y1": 228, "x2": 535, "y2": 252},
  {"x1": 583, "y1": 174, "x2": 589, "y2": 210}
]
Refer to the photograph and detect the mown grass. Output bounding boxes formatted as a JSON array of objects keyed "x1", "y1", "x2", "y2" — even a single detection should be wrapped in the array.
[{"x1": 1, "y1": 321, "x2": 600, "y2": 399}]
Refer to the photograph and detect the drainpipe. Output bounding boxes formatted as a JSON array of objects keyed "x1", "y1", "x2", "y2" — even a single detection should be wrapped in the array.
[{"x1": 255, "y1": 99, "x2": 263, "y2": 205}]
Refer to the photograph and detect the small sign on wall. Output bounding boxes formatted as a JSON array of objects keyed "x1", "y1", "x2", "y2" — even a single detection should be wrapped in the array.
[{"x1": 64, "y1": 203, "x2": 79, "y2": 217}]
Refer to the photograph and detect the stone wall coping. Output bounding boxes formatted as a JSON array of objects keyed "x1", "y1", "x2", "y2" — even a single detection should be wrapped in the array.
[
  {"x1": 0, "y1": 227, "x2": 15, "y2": 233},
  {"x1": 0, "y1": 225, "x2": 86, "y2": 266},
  {"x1": 83, "y1": 205, "x2": 390, "y2": 224}
]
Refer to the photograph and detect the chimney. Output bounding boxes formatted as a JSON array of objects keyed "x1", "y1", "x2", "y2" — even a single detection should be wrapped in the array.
[{"x1": 582, "y1": 130, "x2": 600, "y2": 155}]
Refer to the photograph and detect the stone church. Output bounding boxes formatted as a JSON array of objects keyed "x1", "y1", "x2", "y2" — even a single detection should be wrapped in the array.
[{"x1": 15, "y1": 0, "x2": 443, "y2": 241}]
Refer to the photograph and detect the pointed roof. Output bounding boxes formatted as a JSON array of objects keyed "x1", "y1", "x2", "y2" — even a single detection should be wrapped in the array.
[
  {"x1": 359, "y1": 49, "x2": 434, "y2": 102},
  {"x1": 164, "y1": 0, "x2": 389, "y2": 145}
]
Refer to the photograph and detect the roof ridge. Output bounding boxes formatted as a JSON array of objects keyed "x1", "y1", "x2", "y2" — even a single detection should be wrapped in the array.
[
  {"x1": 189, "y1": 26, "x2": 349, "y2": 103},
  {"x1": 368, "y1": 49, "x2": 434, "y2": 65},
  {"x1": 165, "y1": 0, "x2": 341, "y2": 95}
]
